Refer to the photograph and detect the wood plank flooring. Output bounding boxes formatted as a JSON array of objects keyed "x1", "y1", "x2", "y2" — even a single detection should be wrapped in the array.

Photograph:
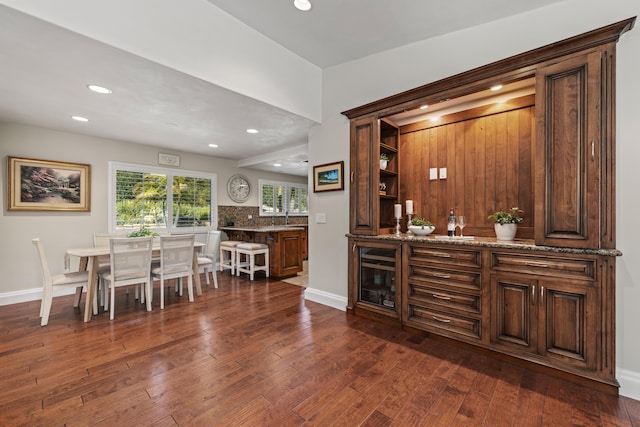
[{"x1": 1, "y1": 272, "x2": 639, "y2": 426}]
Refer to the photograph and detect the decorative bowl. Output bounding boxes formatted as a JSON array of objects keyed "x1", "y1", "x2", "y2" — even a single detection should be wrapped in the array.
[{"x1": 408, "y1": 225, "x2": 435, "y2": 236}]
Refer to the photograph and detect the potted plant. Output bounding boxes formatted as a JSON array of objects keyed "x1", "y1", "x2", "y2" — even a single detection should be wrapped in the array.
[
  {"x1": 127, "y1": 227, "x2": 159, "y2": 238},
  {"x1": 487, "y1": 207, "x2": 523, "y2": 241},
  {"x1": 408, "y1": 216, "x2": 435, "y2": 236},
  {"x1": 380, "y1": 153, "x2": 389, "y2": 170}
]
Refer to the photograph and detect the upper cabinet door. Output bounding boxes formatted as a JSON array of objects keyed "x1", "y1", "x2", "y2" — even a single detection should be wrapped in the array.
[
  {"x1": 534, "y1": 49, "x2": 608, "y2": 249},
  {"x1": 350, "y1": 116, "x2": 379, "y2": 235}
]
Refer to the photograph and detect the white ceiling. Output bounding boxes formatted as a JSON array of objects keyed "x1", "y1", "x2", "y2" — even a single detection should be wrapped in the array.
[{"x1": 0, "y1": 1, "x2": 561, "y2": 176}]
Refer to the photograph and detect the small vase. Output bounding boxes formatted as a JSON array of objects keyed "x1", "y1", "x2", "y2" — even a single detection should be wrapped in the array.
[
  {"x1": 380, "y1": 159, "x2": 388, "y2": 170},
  {"x1": 494, "y1": 223, "x2": 517, "y2": 241}
]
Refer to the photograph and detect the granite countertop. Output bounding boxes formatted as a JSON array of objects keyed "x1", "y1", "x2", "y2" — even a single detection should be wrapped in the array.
[
  {"x1": 221, "y1": 225, "x2": 306, "y2": 232},
  {"x1": 346, "y1": 233, "x2": 622, "y2": 257}
]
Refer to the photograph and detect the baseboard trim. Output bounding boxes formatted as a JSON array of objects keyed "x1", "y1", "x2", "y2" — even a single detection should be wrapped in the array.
[
  {"x1": 618, "y1": 368, "x2": 640, "y2": 400},
  {"x1": 303, "y1": 287, "x2": 347, "y2": 312},
  {"x1": 0, "y1": 287, "x2": 76, "y2": 306}
]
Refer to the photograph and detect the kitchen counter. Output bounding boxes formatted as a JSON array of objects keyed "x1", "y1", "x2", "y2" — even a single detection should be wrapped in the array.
[
  {"x1": 346, "y1": 233, "x2": 622, "y2": 257},
  {"x1": 221, "y1": 226, "x2": 306, "y2": 278}
]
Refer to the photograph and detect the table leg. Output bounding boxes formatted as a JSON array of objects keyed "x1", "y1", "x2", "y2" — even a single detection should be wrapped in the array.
[{"x1": 84, "y1": 256, "x2": 98, "y2": 322}]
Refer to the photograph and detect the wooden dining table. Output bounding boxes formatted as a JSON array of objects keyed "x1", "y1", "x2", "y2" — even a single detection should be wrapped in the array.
[{"x1": 65, "y1": 241, "x2": 205, "y2": 322}]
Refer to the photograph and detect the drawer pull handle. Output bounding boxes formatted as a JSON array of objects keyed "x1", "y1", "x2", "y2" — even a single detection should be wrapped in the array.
[
  {"x1": 432, "y1": 293, "x2": 451, "y2": 300},
  {"x1": 433, "y1": 273, "x2": 451, "y2": 279},
  {"x1": 525, "y1": 262, "x2": 549, "y2": 268},
  {"x1": 432, "y1": 252, "x2": 452, "y2": 258},
  {"x1": 432, "y1": 315, "x2": 451, "y2": 323}
]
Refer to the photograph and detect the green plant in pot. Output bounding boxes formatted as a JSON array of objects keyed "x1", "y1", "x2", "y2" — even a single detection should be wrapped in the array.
[
  {"x1": 380, "y1": 153, "x2": 389, "y2": 170},
  {"x1": 488, "y1": 207, "x2": 523, "y2": 241},
  {"x1": 408, "y1": 216, "x2": 435, "y2": 236},
  {"x1": 127, "y1": 227, "x2": 160, "y2": 238}
]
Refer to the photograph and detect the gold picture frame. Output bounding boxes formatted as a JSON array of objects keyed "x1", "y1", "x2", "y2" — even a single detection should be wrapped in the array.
[
  {"x1": 313, "y1": 161, "x2": 344, "y2": 193},
  {"x1": 8, "y1": 156, "x2": 91, "y2": 211}
]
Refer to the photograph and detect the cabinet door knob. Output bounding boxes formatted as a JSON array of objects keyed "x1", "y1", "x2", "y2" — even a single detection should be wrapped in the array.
[
  {"x1": 592, "y1": 140, "x2": 595, "y2": 161},
  {"x1": 350, "y1": 171, "x2": 355, "y2": 183}
]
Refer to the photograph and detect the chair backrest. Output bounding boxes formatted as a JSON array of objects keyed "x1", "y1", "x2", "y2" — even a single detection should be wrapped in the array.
[
  {"x1": 206, "y1": 230, "x2": 222, "y2": 261},
  {"x1": 32, "y1": 238, "x2": 52, "y2": 288},
  {"x1": 93, "y1": 232, "x2": 121, "y2": 247},
  {"x1": 159, "y1": 234, "x2": 195, "y2": 272},
  {"x1": 109, "y1": 237, "x2": 153, "y2": 282}
]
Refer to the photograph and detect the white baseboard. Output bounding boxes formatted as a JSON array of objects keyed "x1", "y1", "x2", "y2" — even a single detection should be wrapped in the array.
[
  {"x1": 303, "y1": 287, "x2": 347, "y2": 312},
  {"x1": 0, "y1": 287, "x2": 76, "y2": 306},
  {"x1": 618, "y1": 367, "x2": 640, "y2": 400}
]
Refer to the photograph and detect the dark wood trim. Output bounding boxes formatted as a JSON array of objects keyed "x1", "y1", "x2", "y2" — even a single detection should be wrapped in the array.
[{"x1": 341, "y1": 17, "x2": 635, "y2": 120}]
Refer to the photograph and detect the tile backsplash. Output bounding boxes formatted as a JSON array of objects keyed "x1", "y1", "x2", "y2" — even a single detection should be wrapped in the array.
[{"x1": 218, "y1": 205, "x2": 307, "y2": 228}]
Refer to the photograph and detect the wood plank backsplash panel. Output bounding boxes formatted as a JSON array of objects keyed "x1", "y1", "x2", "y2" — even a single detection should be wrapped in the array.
[{"x1": 399, "y1": 97, "x2": 534, "y2": 238}]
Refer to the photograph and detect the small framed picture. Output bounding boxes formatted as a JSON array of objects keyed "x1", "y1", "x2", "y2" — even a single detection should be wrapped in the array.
[
  {"x1": 313, "y1": 161, "x2": 344, "y2": 193},
  {"x1": 8, "y1": 156, "x2": 91, "y2": 211}
]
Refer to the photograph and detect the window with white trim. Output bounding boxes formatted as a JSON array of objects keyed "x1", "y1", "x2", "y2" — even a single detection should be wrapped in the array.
[
  {"x1": 259, "y1": 179, "x2": 308, "y2": 216},
  {"x1": 109, "y1": 162, "x2": 217, "y2": 233}
]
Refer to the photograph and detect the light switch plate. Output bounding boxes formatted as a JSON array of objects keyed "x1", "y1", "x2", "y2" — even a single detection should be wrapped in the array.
[
  {"x1": 315, "y1": 213, "x2": 327, "y2": 224},
  {"x1": 429, "y1": 168, "x2": 438, "y2": 180},
  {"x1": 439, "y1": 167, "x2": 447, "y2": 179}
]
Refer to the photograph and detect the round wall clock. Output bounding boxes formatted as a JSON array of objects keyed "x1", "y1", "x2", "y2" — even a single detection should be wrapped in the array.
[{"x1": 227, "y1": 174, "x2": 251, "y2": 203}]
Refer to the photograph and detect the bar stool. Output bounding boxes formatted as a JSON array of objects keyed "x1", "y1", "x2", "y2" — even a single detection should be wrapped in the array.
[
  {"x1": 220, "y1": 240, "x2": 242, "y2": 275},
  {"x1": 235, "y1": 242, "x2": 269, "y2": 281}
]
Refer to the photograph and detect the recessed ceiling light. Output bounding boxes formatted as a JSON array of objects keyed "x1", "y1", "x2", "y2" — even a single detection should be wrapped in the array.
[
  {"x1": 273, "y1": 163, "x2": 282, "y2": 167},
  {"x1": 420, "y1": 105, "x2": 429, "y2": 110},
  {"x1": 294, "y1": 0, "x2": 312, "y2": 11},
  {"x1": 87, "y1": 84, "x2": 112, "y2": 94},
  {"x1": 490, "y1": 84, "x2": 503, "y2": 91},
  {"x1": 208, "y1": 143, "x2": 218, "y2": 148},
  {"x1": 246, "y1": 128, "x2": 259, "y2": 134},
  {"x1": 72, "y1": 116, "x2": 89, "y2": 122}
]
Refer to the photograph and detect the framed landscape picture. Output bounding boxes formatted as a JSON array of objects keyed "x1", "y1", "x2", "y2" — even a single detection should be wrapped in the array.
[
  {"x1": 313, "y1": 161, "x2": 344, "y2": 193},
  {"x1": 8, "y1": 156, "x2": 91, "y2": 211}
]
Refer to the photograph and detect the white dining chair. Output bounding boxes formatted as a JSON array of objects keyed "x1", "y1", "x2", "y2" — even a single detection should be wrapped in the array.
[
  {"x1": 32, "y1": 238, "x2": 94, "y2": 326},
  {"x1": 100, "y1": 237, "x2": 153, "y2": 320},
  {"x1": 198, "y1": 230, "x2": 222, "y2": 289},
  {"x1": 93, "y1": 232, "x2": 121, "y2": 310},
  {"x1": 151, "y1": 234, "x2": 195, "y2": 309}
]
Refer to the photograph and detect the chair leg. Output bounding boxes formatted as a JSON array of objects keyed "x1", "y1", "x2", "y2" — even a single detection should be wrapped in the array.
[
  {"x1": 73, "y1": 286, "x2": 82, "y2": 307},
  {"x1": 187, "y1": 275, "x2": 194, "y2": 302},
  {"x1": 160, "y1": 277, "x2": 165, "y2": 310},
  {"x1": 110, "y1": 282, "x2": 116, "y2": 320},
  {"x1": 40, "y1": 287, "x2": 52, "y2": 326},
  {"x1": 145, "y1": 280, "x2": 152, "y2": 312},
  {"x1": 204, "y1": 267, "x2": 210, "y2": 286},
  {"x1": 213, "y1": 267, "x2": 219, "y2": 289}
]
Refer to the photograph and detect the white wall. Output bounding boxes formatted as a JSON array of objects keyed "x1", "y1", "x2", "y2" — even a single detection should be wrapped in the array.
[
  {"x1": 306, "y1": 0, "x2": 640, "y2": 398},
  {"x1": 0, "y1": 122, "x2": 306, "y2": 296}
]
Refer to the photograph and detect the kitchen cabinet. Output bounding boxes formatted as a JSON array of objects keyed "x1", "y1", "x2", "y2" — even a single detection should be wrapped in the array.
[
  {"x1": 535, "y1": 46, "x2": 615, "y2": 249},
  {"x1": 403, "y1": 243, "x2": 484, "y2": 343},
  {"x1": 349, "y1": 116, "x2": 399, "y2": 235}
]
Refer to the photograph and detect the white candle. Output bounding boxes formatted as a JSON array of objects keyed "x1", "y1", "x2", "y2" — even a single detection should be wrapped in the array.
[
  {"x1": 394, "y1": 204, "x2": 402, "y2": 219},
  {"x1": 406, "y1": 200, "x2": 413, "y2": 214}
]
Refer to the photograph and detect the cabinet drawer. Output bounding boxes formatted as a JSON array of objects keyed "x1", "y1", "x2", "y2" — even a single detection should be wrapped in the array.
[
  {"x1": 410, "y1": 246, "x2": 481, "y2": 269},
  {"x1": 408, "y1": 283, "x2": 480, "y2": 315},
  {"x1": 406, "y1": 305, "x2": 481, "y2": 340},
  {"x1": 491, "y1": 252, "x2": 596, "y2": 281},
  {"x1": 410, "y1": 264, "x2": 481, "y2": 291}
]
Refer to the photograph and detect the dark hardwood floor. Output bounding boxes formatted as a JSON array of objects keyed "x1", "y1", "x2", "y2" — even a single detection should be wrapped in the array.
[{"x1": 1, "y1": 272, "x2": 639, "y2": 426}]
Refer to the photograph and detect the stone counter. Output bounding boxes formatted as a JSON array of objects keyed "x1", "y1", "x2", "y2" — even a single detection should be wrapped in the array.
[{"x1": 346, "y1": 233, "x2": 622, "y2": 257}]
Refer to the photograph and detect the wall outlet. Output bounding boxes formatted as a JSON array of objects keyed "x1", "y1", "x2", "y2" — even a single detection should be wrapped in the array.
[
  {"x1": 315, "y1": 213, "x2": 327, "y2": 224},
  {"x1": 248, "y1": 214, "x2": 252, "y2": 219}
]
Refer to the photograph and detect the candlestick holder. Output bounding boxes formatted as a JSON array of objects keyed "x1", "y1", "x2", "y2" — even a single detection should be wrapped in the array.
[
  {"x1": 395, "y1": 217, "x2": 401, "y2": 236},
  {"x1": 406, "y1": 213, "x2": 413, "y2": 235}
]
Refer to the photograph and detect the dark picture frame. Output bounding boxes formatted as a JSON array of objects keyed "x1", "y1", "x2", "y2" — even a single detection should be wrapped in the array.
[
  {"x1": 8, "y1": 156, "x2": 91, "y2": 211},
  {"x1": 313, "y1": 161, "x2": 344, "y2": 193}
]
